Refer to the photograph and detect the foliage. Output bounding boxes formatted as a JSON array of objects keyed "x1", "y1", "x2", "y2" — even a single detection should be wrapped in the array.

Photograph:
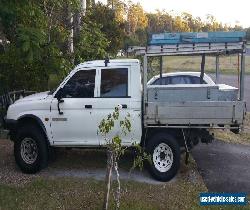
[
  {"x1": 98, "y1": 106, "x2": 130, "y2": 210},
  {"x1": 123, "y1": 28, "x2": 147, "y2": 48},
  {"x1": 98, "y1": 106, "x2": 149, "y2": 210},
  {"x1": 98, "y1": 106, "x2": 131, "y2": 156},
  {"x1": 126, "y1": 2, "x2": 148, "y2": 34},
  {"x1": 74, "y1": 21, "x2": 109, "y2": 63},
  {"x1": 131, "y1": 143, "x2": 151, "y2": 171},
  {"x1": 146, "y1": 11, "x2": 174, "y2": 34},
  {"x1": 0, "y1": 0, "x2": 115, "y2": 92},
  {"x1": 0, "y1": 0, "x2": 72, "y2": 91},
  {"x1": 86, "y1": 3, "x2": 125, "y2": 56},
  {"x1": 107, "y1": 0, "x2": 127, "y2": 24}
]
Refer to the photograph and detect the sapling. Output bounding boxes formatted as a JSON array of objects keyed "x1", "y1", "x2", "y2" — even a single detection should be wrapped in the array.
[{"x1": 98, "y1": 106, "x2": 150, "y2": 210}]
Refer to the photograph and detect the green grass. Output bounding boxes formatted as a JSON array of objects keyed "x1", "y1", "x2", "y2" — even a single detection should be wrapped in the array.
[
  {"x1": 0, "y1": 176, "x2": 204, "y2": 210},
  {"x1": 149, "y1": 55, "x2": 250, "y2": 75},
  {"x1": 0, "y1": 177, "x2": 248, "y2": 210},
  {"x1": 0, "y1": 153, "x2": 249, "y2": 210}
]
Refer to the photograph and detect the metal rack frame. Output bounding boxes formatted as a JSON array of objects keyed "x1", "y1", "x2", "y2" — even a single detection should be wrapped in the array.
[{"x1": 128, "y1": 41, "x2": 246, "y2": 114}]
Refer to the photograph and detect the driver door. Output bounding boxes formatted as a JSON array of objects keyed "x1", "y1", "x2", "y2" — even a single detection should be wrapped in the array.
[{"x1": 50, "y1": 69, "x2": 100, "y2": 146}]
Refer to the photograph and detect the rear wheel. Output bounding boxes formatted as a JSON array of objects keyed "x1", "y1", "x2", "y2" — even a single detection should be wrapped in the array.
[
  {"x1": 14, "y1": 124, "x2": 49, "y2": 174},
  {"x1": 146, "y1": 133, "x2": 180, "y2": 181}
]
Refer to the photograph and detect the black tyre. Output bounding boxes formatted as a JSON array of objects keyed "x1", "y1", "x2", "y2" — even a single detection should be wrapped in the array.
[
  {"x1": 146, "y1": 133, "x2": 180, "y2": 181},
  {"x1": 14, "y1": 124, "x2": 49, "y2": 174}
]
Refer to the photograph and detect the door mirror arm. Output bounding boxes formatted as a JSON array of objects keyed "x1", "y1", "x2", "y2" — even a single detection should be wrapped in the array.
[{"x1": 55, "y1": 88, "x2": 64, "y2": 115}]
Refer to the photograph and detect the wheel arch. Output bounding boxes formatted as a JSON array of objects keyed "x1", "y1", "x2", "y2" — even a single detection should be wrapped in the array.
[
  {"x1": 16, "y1": 114, "x2": 50, "y2": 146},
  {"x1": 143, "y1": 128, "x2": 182, "y2": 147}
]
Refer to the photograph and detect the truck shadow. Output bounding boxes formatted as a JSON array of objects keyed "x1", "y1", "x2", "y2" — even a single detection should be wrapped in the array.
[{"x1": 47, "y1": 147, "x2": 201, "y2": 185}]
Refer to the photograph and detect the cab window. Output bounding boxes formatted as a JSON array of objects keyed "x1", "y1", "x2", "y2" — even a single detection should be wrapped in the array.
[
  {"x1": 62, "y1": 70, "x2": 96, "y2": 98},
  {"x1": 100, "y1": 68, "x2": 128, "y2": 97}
]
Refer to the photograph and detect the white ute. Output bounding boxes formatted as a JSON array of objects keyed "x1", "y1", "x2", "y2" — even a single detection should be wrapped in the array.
[{"x1": 5, "y1": 38, "x2": 247, "y2": 181}]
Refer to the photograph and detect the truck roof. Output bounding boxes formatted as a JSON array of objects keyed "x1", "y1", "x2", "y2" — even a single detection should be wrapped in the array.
[{"x1": 75, "y1": 59, "x2": 140, "y2": 69}]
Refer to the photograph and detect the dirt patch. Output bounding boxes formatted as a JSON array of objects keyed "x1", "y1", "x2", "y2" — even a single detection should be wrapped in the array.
[{"x1": 0, "y1": 139, "x2": 41, "y2": 186}]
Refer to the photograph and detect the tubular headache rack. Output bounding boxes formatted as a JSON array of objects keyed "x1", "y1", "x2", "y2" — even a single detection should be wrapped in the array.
[{"x1": 128, "y1": 31, "x2": 247, "y2": 56}]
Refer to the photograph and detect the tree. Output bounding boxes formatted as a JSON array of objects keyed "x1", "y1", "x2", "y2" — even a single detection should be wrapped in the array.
[
  {"x1": 99, "y1": 106, "x2": 150, "y2": 210},
  {"x1": 86, "y1": 2, "x2": 125, "y2": 55},
  {"x1": 107, "y1": 0, "x2": 127, "y2": 23},
  {"x1": 127, "y1": 2, "x2": 148, "y2": 35},
  {"x1": 74, "y1": 21, "x2": 109, "y2": 63},
  {"x1": 181, "y1": 12, "x2": 202, "y2": 32},
  {"x1": 98, "y1": 106, "x2": 131, "y2": 210},
  {"x1": 172, "y1": 15, "x2": 190, "y2": 32},
  {"x1": 146, "y1": 11, "x2": 173, "y2": 34},
  {"x1": 0, "y1": 0, "x2": 114, "y2": 92},
  {"x1": 202, "y1": 14, "x2": 226, "y2": 32},
  {"x1": 0, "y1": 0, "x2": 66, "y2": 91}
]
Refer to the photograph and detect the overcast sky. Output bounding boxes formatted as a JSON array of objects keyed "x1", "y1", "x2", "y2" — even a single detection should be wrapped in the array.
[{"x1": 98, "y1": 0, "x2": 250, "y2": 28}]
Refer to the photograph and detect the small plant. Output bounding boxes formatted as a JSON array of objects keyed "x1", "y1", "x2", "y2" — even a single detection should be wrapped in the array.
[{"x1": 98, "y1": 106, "x2": 149, "y2": 210}]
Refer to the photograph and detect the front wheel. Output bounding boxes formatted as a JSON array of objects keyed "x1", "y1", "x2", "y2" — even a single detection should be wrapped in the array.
[
  {"x1": 146, "y1": 133, "x2": 180, "y2": 181},
  {"x1": 14, "y1": 124, "x2": 49, "y2": 174}
]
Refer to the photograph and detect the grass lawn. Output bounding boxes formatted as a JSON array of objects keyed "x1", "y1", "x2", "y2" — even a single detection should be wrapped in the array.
[
  {"x1": 148, "y1": 55, "x2": 250, "y2": 75},
  {"x1": 0, "y1": 138, "x2": 249, "y2": 210},
  {"x1": 0, "y1": 177, "x2": 205, "y2": 210},
  {"x1": 0, "y1": 177, "x2": 249, "y2": 210},
  {"x1": 0, "y1": 144, "x2": 249, "y2": 210}
]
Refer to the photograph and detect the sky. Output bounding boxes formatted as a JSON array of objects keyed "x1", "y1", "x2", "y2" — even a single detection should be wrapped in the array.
[{"x1": 98, "y1": 0, "x2": 250, "y2": 28}]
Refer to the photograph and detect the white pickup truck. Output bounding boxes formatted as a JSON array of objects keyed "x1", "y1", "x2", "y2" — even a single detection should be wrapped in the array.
[{"x1": 5, "y1": 57, "x2": 246, "y2": 181}]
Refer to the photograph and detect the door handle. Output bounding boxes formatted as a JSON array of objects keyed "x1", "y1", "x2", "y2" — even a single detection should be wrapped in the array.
[
  {"x1": 121, "y1": 104, "x2": 127, "y2": 109},
  {"x1": 85, "y1": 105, "x2": 92, "y2": 109}
]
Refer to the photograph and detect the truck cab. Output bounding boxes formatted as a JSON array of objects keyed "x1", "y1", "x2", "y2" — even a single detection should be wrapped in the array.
[
  {"x1": 6, "y1": 59, "x2": 142, "y2": 147},
  {"x1": 49, "y1": 59, "x2": 142, "y2": 146}
]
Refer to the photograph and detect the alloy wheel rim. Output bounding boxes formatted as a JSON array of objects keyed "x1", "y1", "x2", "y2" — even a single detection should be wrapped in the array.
[{"x1": 20, "y1": 138, "x2": 38, "y2": 164}]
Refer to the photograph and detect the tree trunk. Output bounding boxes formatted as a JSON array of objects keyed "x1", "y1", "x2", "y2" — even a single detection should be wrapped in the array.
[
  {"x1": 75, "y1": 0, "x2": 86, "y2": 37},
  {"x1": 66, "y1": 3, "x2": 74, "y2": 64},
  {"x1": 103, "y1": 150, "x2": 114, "y2": 210},
  {"x1": 114, "y1": 159, "x2": 121, "y2": 210}
]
